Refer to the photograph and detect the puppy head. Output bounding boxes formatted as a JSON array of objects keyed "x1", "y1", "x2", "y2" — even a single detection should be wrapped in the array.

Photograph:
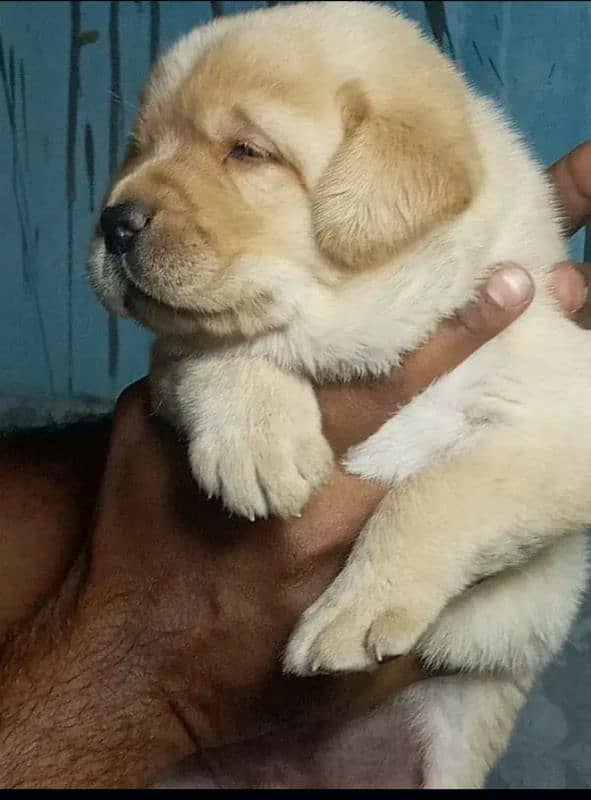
[{"x1": 89, "y1": 1, "x2": 481, "y2": 339}]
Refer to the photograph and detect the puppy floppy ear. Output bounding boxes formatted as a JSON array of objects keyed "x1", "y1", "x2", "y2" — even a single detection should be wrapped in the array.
[{"x1": 312, "y1": 82, "x2": 481, "y2": 269}]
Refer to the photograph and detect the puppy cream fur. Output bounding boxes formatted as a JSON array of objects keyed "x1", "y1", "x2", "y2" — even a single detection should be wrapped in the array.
[{"x1": 89, "y1": 2, "x2": 590, "y2": 788}]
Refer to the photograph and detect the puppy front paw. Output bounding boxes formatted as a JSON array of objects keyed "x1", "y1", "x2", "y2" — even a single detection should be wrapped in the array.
[
  {"x1": 284, "y1": 578, "x2": 435, "y2": 676},
  {"x1": 189, "y1": 422, "x2": 334, "y2": 521}
]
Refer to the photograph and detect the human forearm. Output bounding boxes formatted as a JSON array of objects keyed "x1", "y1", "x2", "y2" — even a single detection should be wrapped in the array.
[{"x1": 0, "y1": 558, "x2": 190, "y2": 789}]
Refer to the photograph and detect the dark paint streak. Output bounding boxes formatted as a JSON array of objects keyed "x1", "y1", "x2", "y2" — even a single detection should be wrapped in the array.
[
  {"x1": 149, "y1": 1, "x2": 160, "y2": 65},
  {"x1": 210, "y1": 1, "x2": 224, "y2": 18},
  {"x1": 19, "y1": 59, "x2": 30, "y2": 178},
  {"x1": 8, "y1": 45, "x2": 15, "y2": 105},
  {"x1": 14, "y1": 59, "x2": 33, "y2": 245},
  {"x1": 1, "y1": 43, "x2": 32, "y2": 243},
  {"x1": 84, "y1": 123, "x2": 95, "y2": 213},
  {"x1": 26, "y1": 264, "x2": 54, "y2": 400},
  {"x1": 488, "y1": 56, "x2": 504, "y2": 87},
  {"x1": 423, "y1": 1, "x2": 456, "y2": 60},
  {"x1": 108, "y1": 4, "x2": 121, "y2": 228},
  {"x1": 1, "y1": 43, "x2": 26, "y2": 254},
  {"x1": 0, "y1": 37, "x2": 15, "y2": 126},
  {"x1": 493, "y1": 14, "x2": 500, "y2": 32},
  {"x1": 77, "y1": 29, "x2": 100, "y2": 46},
  {"x1": 472, "y1": 40, "x2": 483, "y2": 67},
  {"x1": 548, "y1": 63, "x2": 556, "y2": 82},
  {"x1": 0, "y1": 36, "x2": 55, "y2": 394},
  {"x1": 584, "y1": 225, "x2": 591, "y2": 268},
  {"x1": 108, "y1": 1, "x2": 121, "y2": 385},
  {"x1": 66, "y1": 1, "x2": 81, "y2": 396},
  {"x1": 15, "y1": 59, "x2": 34, "y2": 277},
  {"x1": 21, "y1": 232, "x2": 54, "y2": 399},
  {"x1": 266, "y1": 1, "x2": 279, "y2": 6}
]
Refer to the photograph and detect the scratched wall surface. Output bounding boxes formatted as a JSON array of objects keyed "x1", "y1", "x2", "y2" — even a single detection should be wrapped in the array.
[{"x1": 1, "y1": 2, "x2": 591, "y2": 789}]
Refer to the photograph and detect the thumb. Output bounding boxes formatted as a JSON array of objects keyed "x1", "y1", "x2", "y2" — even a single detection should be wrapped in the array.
[{"x1": 455, "y1": 263, "x2": 535, "y2": 342}]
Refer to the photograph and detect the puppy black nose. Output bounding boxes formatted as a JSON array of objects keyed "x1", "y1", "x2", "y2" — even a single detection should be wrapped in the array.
[{"x1": 100, "y1": 201, "x2": 152, "y2": 255}]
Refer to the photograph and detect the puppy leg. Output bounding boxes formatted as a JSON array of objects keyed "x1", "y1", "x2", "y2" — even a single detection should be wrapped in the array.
[
  {"x1": 150, "y1": 353, "x2": 333, "y2": 520},
  {"x1": 284, "y1": 436, "x2": 590, "y2": 674},
  {"x1": 418, "y1": 533, "x2": 587, "y2": 675},
  {"x1": 286, "y1": 535, "x2": 585, "y2": 787},
  {"x1": 403, "y1": 673, "x2": 526, "y2": 789},
  {"x1": 405, "y1": 534, "x2": 587, "y2": 788}
]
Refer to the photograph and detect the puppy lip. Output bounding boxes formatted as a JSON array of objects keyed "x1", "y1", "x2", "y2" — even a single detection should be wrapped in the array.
[
  {"x1": 120, "y1": 260, "x2": 172, "y2": 311},
  {"x1": 124, "y1": 277, "x2": 160, "y2": 308},
  {"x1": 124, "y1": 279, "x2": 201, "y2": 318}
]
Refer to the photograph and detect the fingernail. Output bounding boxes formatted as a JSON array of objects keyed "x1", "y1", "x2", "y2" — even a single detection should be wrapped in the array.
[
  {"x1": 485, "y1": 265, "x2": 534, "y2": 309},
  {"x1": 575, "y1": 271, "x2": 590, "y2": 311},
  {"x1": 552, "y1": 262, "x2": 588, "y2": 313}
]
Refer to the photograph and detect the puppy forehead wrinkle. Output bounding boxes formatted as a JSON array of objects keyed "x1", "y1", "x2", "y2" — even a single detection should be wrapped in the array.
[{"x1": 242, "y1": 100, "x2": 342, "y2": 185}]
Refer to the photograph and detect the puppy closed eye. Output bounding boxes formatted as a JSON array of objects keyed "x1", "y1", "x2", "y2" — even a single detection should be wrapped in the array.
[{"x1": 227, "y1": 142, "x2": 269, "y2": 162}]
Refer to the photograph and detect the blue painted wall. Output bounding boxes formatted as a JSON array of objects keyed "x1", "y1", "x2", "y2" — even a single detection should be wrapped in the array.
[{"x1": 1, "y1": 1, "x2": 590, "y2": 400}]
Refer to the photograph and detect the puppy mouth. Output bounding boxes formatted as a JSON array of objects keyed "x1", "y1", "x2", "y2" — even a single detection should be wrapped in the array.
[
  {"x1": 121, "y1": 262, "x2": 240, "y2": 335},
  {"x1": 121, "y1": 279, "x2": 213, "y2": 338},
  {"x1": 93, "y1": 239, "x2": 283, "y2": 338},
  {"x1": 90, "y1": 233, "x2": 215, "y2": 334},
  {"x1": 108, "y1": 251, "x2": 183, "y2": 315},
  {"x1": 124, "y1": 282, "x2": 174, "y2": 313},
  {"x1": 123, "y1": 275, "x2": 191, "y2": 316}
]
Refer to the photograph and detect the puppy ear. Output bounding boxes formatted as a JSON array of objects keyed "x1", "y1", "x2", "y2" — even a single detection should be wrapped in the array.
[{"x1": 312, "y1": 81, "x2": 481, "y2": 269}]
